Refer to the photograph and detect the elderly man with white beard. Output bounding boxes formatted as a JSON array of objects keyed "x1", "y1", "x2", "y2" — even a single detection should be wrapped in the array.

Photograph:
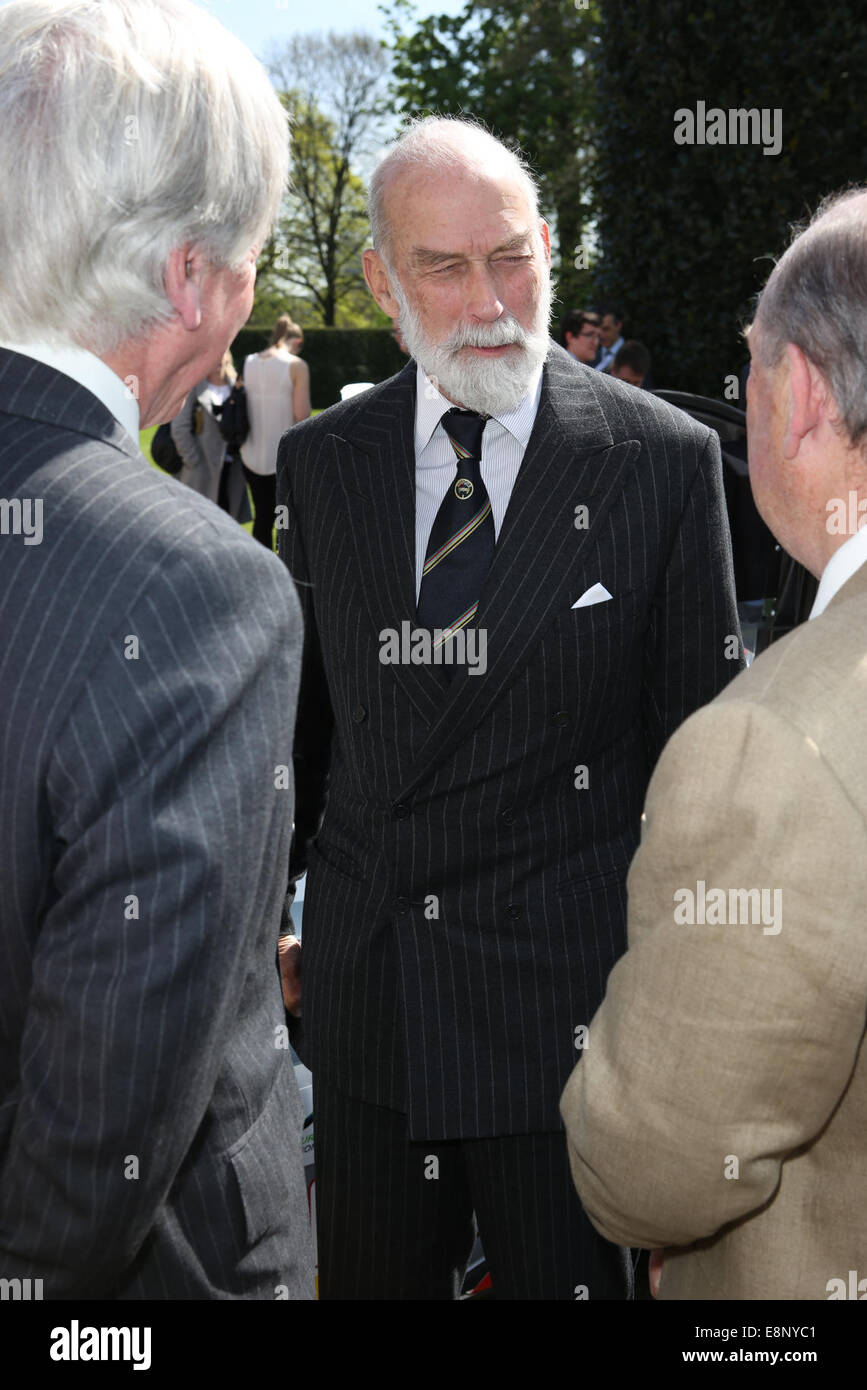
[{"x1": 275, "y1": 115, "x2": 742, "y2": 1300}]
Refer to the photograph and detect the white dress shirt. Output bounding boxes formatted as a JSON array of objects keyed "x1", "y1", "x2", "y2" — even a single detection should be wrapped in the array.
[
  {"x1": 414, "y1": 362, "x2": 543, "y2": 600},
  {"x1": 0, "y1": 337, "x2": 140, "y2": 441},
  {"x1": 810, "y1": 523, "x2": 867, "y2": 619}
]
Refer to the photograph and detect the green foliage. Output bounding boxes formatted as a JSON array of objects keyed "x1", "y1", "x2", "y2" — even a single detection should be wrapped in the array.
[
  {"x1": 259, "y1": 33, "x2": 391, "y2": 327},
  {"x1": 384, "y1": 0, "x2": 600, "y2": 308},
  {"x1": 594, "y1": 1, "x2": 867, "y2": 396},
  {"x1": 231, "y1": 327, "x2": 408, "y2": 410}
]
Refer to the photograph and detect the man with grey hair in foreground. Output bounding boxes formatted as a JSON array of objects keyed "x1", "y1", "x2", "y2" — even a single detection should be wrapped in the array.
[
  {"x1": 562, "y1": 187, "x2": 867, "y2": 1299},
  {"x1": 277, "y1": 115, "x2": 741, "y2": 1299},
  {"x1": 0, "y1": 0, "x2": 313, "y2": 1298}
]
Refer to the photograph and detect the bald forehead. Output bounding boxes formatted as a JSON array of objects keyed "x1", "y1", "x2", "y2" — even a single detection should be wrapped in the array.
[
  {"x1": 382, "y1": 162, "x2": 537, "y2": 257},
  {"x1": 385, "y1": 152, "x2": 532, "y2": 208}
]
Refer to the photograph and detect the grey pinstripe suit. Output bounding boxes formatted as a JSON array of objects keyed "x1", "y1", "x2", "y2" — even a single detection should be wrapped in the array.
[
  {"x1": 0, "y1": 348, "x2": 313, "y2": 1299},
  {"x1": 277, "y1": 344, "x2": 741, "y2": 1294}
]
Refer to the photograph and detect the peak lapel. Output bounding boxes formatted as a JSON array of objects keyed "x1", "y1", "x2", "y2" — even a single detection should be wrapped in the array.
[
  {"x1": 397, "y1": 353, "x2": 641, "y2": 796},
  {"x1": 334, "y1": 364, "x2": 446, "y2": 725}
]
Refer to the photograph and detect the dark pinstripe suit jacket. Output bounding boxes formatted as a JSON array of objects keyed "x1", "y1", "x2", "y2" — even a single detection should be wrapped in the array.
[
  {"x1": 276, "y1": 344, "x2": 742, "y2": 1140},
  {"x1": 0, "y1": 349, "x2": 313, "y2": 1299}
]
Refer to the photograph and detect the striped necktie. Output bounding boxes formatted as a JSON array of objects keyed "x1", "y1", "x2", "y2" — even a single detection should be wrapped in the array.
[{"x1": 417, "y1": 408, "x2": 494, "y2": 647}]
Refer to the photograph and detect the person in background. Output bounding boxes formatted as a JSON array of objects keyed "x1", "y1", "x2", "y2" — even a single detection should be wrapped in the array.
[
  {"x1": 594, "y1": 304, "x2": 625, "y2": 372},
  {"x1": 561, "y1": 187, "x2": 867, "y2": 1300},
  {"x1": 241, "y1": 313, "x2": 311, "y2": 549},
  {"x1": 609, "y1": 340, "x2": 652, "y2": 388},
  {"x1": 560, "y1": 308, "x2": 601, "y2": 364},
  {"x1": 171, "y1": 348, "x2": 250, "y2": 522}
]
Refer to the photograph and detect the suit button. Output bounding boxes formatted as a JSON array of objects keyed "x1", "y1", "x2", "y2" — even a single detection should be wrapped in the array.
[
  {"x1": 505, "y1": 904, "x2": 521, "y2": 919},
  {"x1": 393, "y1": 802, "x2": 411, "y2": 819},
  {"x1": 394, "y1": 896, "x2": 410, "y2": 914},
  {"x1": 551, "y1": 710, "x2": 571, "y2": 727},
  {"x1": 351, "y1": 704, "x2": 367, "y2": 723},
  {"x1": 500, "y1": 809, "x2": 515, "y2": 825}
]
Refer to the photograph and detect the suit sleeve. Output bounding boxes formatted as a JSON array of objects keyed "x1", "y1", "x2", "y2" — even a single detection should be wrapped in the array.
[
  {"x1": 276, "y1": 428, "x2": 334, "y2": 887},
  {"x1": 0, "y1": 532, "x2": 301, "y2": 1295},
  {"x1": 641, "y1": 429, "x2": 743, "y2": 772},
  {"x1": 560, "y1": 699, "x2": 867, "y2": 1250}
]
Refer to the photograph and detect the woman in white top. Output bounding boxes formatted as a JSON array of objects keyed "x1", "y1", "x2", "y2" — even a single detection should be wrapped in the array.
[{"x1": 240, "y1": 314, "x2": 311, "y2": 548}]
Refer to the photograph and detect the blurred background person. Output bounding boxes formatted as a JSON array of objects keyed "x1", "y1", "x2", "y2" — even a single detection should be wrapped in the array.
[
  {"x1": 594, "y1": 304, "x2": 625, "y2": 371},
  {"x1": 170, "y1": 348, "x2": 251, "y2": 523},
  {"x1": 609, "y1": 340, "x2": 652, "y2": 387},
  {"x1": 560, "y1": 307, "x2": 601, "y2": 364},
  {"x1": 241, "y1": 312, "x2": 311, "y2": 548}
]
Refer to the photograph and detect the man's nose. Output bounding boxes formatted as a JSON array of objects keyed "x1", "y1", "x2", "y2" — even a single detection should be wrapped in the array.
[{"x1": 464, "y1": 263, "x2": 506, "y2": 321}]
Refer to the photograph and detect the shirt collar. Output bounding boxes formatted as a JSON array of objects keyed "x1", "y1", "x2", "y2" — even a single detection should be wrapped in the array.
[
  {"x1": 414, "y1": 360, "x2": 543, "y2": 456},
  {"x1": 0, "y1": 338, "x2": 140, "y2": 442},
  {"x1": 809, "y1": 523, "x2": 867, "y2": 619}
]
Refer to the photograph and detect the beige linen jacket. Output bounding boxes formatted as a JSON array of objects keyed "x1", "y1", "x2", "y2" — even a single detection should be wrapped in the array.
[{"x1": 561, "y1": 561, "x2": 867, "y2": 1300}]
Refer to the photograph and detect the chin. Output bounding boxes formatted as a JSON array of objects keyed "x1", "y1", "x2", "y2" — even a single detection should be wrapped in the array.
[{"x1": 423, "y1": 342, "x2": 546, "y2": 417}]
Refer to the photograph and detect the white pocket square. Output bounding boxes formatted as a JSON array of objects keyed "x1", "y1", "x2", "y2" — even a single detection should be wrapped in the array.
[{"x1": 572, "y1": 583, "x2": 613, "y2": 609}]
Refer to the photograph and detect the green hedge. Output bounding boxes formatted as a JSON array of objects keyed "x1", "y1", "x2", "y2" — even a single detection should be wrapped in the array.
[
  {"x1": 593, "y1": 1, "x2": 867, "y2": 400},
  {"x1": 231, "y1": 327, "x2": 408, "y2": 411}
]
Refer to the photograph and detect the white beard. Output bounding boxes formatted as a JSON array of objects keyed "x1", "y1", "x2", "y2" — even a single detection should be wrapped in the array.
[{"x1": 389, "y1": 264, "x2": 553, "y2": 416}]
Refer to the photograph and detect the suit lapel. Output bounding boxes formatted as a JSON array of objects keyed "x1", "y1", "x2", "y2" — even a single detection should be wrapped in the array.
[
  {"x1": 330, "y1": 351, "x2": 641, "y2": 778},
  {"x1": 397, "y1": 351, "x2": 641, "y2": 795},
  {"x1": 334, "y1": 363, "x2": 446, "y2": 725}
]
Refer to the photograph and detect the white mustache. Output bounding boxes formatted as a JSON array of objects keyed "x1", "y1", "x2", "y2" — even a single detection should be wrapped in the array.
[{"x1": 443, "y1": 316, "x2": 528, "y2": 352}]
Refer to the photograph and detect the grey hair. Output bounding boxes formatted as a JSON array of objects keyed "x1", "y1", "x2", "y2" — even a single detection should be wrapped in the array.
[
  {"x1": 754, "y1": 187, "x2": 867, "y2": 447},
  {"x1": 368, "y1": 115, "x2": 541, "y2": 269},
  {"x1": 0, "y1": 0, "x2": 289, "y2": 354}
]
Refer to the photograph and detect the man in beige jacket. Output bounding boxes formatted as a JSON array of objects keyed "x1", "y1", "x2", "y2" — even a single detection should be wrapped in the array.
[{"x1": 561, "y1": 187, "x2": 867, "y2": 1301}]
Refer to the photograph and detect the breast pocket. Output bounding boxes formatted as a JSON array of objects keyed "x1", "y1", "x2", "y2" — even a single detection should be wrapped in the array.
[
  {"x1": 566, "y1": 587, "x2": 640, "y2": 631},
  {"x1": 553, "y1": 588, "x2": 645, "y2": 737}
]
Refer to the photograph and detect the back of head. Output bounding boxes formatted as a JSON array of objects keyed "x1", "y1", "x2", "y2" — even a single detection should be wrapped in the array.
[
  {"x1": 612, "y1": 340, "x2": 651, "y2": 381},
  {"x1": 754, "y1": 187, "x2": 867, "y2": 449},
  {"x1": 0, "y1": 0, "x2": 289, "y2": 355},
  {"x1": 270, "y1": 315, "x2": 300, "y2": 348}
]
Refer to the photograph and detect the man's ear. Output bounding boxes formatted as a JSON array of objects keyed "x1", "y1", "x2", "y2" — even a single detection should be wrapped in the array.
[
  {"x1": 164, "y1": 243, "x2": 204, "y2": 331},
  {"x1": 539, "y1": 220, "x2": 551, "y2": 266},
  {"x1": 363, "y1": 249, "x2": 401, "y2": 318},
  {"x1": 782, "y1": 342, "x2": 824, "y2": 459}
]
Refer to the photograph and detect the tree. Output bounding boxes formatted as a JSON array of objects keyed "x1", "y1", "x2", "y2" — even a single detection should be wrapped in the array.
[
  {"x1": 383, "y1": 0, "x2": 601, "y2": 311},
  {"x1": 593, "y1": 1, "x2": 867, "y2": 396},
  {"x1": 259, "y1": 32, "x2": 392, "y2": 327}
]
